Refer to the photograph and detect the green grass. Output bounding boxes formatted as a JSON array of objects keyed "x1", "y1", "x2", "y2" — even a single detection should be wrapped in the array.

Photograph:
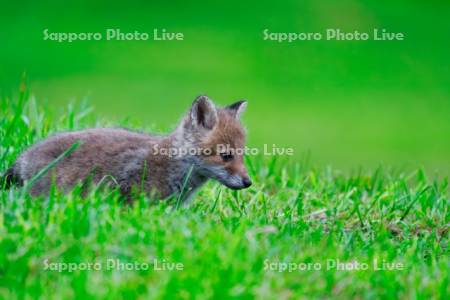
[{"x1": 0, "y1": 94, "x2": 449, "y2": 299}]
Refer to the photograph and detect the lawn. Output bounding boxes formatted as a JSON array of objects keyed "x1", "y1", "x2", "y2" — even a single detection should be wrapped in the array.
[
  {"x1": 1, "y1": 1, "x2": 450, "y2": 298},
  {"x1": 0, "y1": 91, "x2": 448, "y2": 299}
]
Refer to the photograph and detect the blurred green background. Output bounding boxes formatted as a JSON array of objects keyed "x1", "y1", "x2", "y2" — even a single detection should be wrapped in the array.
[{"x1": 1, "y1": 0, "x2": 449, "y2": 174}]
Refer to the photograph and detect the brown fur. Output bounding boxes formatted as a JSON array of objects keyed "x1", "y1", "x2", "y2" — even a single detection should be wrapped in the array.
[
  {"x1": 6, "y1": 96, "x2": 251, "y2": 202},
  {"x1": 200, "y1": 110, "x2": 247, "y2": 178}
]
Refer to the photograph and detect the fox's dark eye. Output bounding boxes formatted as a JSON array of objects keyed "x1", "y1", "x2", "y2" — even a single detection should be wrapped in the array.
[{"x1": 220, "y1": 153, "x2": 234, "y2": 162}]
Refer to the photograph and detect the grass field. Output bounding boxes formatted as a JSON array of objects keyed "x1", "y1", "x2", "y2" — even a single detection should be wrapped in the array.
[
  {"x1": 1, "y1": 91, "x2": 448, "y2": 299},
  {"x1": 1, "y1": 0, "x2": 449, "y2": 298}
]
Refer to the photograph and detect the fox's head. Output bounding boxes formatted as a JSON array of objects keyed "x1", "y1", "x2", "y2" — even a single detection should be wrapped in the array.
[{"x1": 179, "y1": 95, "x2": 252, "y2": 190}]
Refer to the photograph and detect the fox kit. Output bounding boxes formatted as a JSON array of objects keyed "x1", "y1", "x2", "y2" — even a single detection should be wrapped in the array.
[{"x1": 1, "y1": 96, "x2": 251, "y2": 202}]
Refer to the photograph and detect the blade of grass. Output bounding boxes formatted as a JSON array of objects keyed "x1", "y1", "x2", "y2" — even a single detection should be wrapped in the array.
[
  {"x1": 175, "y1": 164, "x2": 194, "y2": 209},
  {"x1": 210, "y1": 186, "x2": 222, "y2": 213},
  {"x1": 400, "y1": 186, "x2": 431, "y2": 221}
]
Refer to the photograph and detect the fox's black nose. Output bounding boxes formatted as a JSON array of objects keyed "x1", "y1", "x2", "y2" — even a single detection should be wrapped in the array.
[{"x1": 242, "y1": 177, "x2": 252, "y2": 188}]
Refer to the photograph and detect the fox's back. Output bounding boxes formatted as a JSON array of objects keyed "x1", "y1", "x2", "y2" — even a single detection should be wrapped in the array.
[{"x1": 15, "y1": 128, "x2": 157, "y2": 195}]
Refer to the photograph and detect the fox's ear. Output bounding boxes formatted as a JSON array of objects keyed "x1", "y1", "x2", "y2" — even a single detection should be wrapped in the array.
[
  {"x1": 189, "y1": 95, "x2": 218, "y2": 130},
  {"x1": 226, "y1": 100, "x2": 247, "y2": 119}
]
